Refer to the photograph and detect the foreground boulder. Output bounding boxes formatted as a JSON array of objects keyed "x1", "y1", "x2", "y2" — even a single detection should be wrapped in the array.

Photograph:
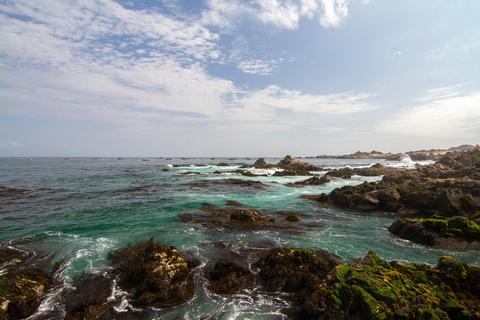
[
  {"x1": 256, "y1": 247, "x2": 342, "y2": 292},
  {"x1": 108, "y1": 241, "x2": 197, "y2": 309},
  {"x1": 0, "y1": 246, "x2": 53, "y2": 320},
  {"x1": 389, "y1": 216, "x2": 480, "y2": 250},
  {"x1": 310, "y1": 252, "x2": 480, "y2": 320},
  {"x1": 64, "y1": 272, "x2": 147, "y2": 320}
]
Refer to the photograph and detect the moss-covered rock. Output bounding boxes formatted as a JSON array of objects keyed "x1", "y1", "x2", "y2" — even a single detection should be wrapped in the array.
[
  {"x1": 389, "y1": 217, "x2": 480, "y2": 249},
  {"x1": 311, "y1": 252, "x2": 480, "y2": 320}
]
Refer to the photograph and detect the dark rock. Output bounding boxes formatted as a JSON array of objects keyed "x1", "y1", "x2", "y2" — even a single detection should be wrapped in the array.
[
  {"x1": 389, "y1": 217, "x2": 480, "y2": 249},
  {"x1": 0, "y1": 246, "x2": 53, "y2": 320},
  {"x1": 180, "y1": 203, "x2": 323, "y2": 233},
  {"x1": 207, "y1": 260, "x2": 255, "y2": 294},
  {"x1": 287, "y1": 175, "x2": 330, "y2": 187},
  {"x1": 253, "y1": 158, "x2": 270, "y2": 169},
  {"x1": 188, "y1": 178, "x2": 267, "y2": 189},
  {"x1": 256, "y1": 247, "x2": 342, "y2": 293},
  {"x1": 309, "y1": 251, "x2": 480, "y2": 320},
  {"x1": 217, "y1": 163, "x2": 229, "y2": 166},
  {"x1": 225, "y1": 199, "x2": 242, "y2": 206},
  {"x1": 277, "y1": 155, "x2": 320, "y2": 172},
  {"x1": 325, "y1": 168, "x2": 354, "y2": 179},
  {"x1": 303, "y1": 156, "x2": 480, "y2": 216},
  {"x1": 108, "y1": 240, "x2": 197, "y2": 309}
]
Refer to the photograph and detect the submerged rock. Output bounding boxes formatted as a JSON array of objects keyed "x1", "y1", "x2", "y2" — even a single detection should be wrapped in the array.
[
  {"x1": 389, "y1": 216, "x2": 480, "y2": 249},
  {"x1": 180, "y1": 203, "x2": 323, "y2": 233},
  {"x1": 188, "y1": 178, "x2": 267, "y2": 189},
  {"x1": 108, "y1": 240, "x2": 197, "y2": 309}
]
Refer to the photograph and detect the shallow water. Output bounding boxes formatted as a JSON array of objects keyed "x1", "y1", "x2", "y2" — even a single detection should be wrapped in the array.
[{"x1": 1, "y1": 157, "x2": 478, "y2": 319}]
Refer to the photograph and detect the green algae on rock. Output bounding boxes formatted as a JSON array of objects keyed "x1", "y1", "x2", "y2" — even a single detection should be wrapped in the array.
[
  {"x1": 310, "y1": 252, "x2": 480, "y2": 320},
  {"x1": 389, "y1": 216, "x2": 480, "y2": 250}
]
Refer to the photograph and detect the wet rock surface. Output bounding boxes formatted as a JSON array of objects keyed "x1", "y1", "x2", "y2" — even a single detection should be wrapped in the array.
[
  {"x1": 309, "y1": 252, "x2": 480, "y2": 320},
  {"x1": 249, "y1": 155, "x2": 322, "y2": 174},
  {"x1": 287, "y1": 175, "x2": 330, "y2": 186},
  {"x1": 304, "y1": 147, "x2": 480, "y2": 218},
  {"x1": 389, "y1": 216, "x2": 480, "y2": 249},
  {"x1": 2, "y1": 240, "x2": 480, "y2": 320},
  {"x1": 0, "y1": 246, "x2": 53, "y2": 320},
  {"x1": 180, "y1": 202, "x2": 323, "y2": 232},
  {"x1": 108, "y1": 241, "x2": 198, "y2": 309},
  {"x1": 63, "y1": 272, "x2": 147, "y2": 320}
]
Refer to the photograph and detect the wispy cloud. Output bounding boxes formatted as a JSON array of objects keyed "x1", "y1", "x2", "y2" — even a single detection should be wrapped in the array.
[
  {"x1": 0, "y1": 0, "x2": 373, "y2": 127},
  {"x1": 237, "y1": 59, "x2": 281, "y2": 75},
  {"x1": 201, "y1": 0, "x2": 355, "y2": 31},
  {"x1": 379, "y1": 84, "x2": 480, "y2": 138}
]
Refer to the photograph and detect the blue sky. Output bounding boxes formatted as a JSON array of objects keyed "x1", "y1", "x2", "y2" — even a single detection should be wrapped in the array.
[{"x1": 0, "y1": 0, "x2": 479, "y2": 156}]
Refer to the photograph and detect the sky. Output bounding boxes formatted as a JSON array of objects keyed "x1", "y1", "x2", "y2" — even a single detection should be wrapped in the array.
[{"x1": 0, "y1": 0, "x2": 479, "y2": 157}]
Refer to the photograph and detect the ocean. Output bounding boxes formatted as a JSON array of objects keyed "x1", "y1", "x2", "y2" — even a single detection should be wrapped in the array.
[{"x1": 1, "y1": 157, "x2": 479, "y2": 319}]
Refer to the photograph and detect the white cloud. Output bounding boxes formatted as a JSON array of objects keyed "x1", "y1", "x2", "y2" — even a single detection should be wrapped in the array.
[
  {"x1": 380, "y1": 85, "x2": 480, "y2": 138},
  {"x1": 237, "y1": 59, "x2": 281, "y2": 75},
  {"x1": 225, "y1": 85, "x2": 375, "y2": 123},
  {"x1": 201, "y1": 0, "x2": 352, "y2": 31},
  {"x1": 319, "y1": 0, "x2": 349, "y2": 28},
  {"x1": 0, "y1": 0, "x2": 374, "y2": 136},
  {"x1": 256, "y1": 0, "x2": 301, "y2": 30}
]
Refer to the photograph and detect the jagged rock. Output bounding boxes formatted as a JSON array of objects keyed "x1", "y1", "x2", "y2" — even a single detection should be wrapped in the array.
[
  {"x1": 277, "y1": 155, "x2": 320, "y2": 172},
  {"x1": 287, "y1": 175, "x2": 330, "y2": 187},
  {"x1": 0, "y1": 246, "x2": 53, "y2": 320},
  {"x1": 256, "y1": 247, "x2": 342, "y2": 292},
  {"x1": 309, "y1": 252, "x2": 480, "y2": 320},
  {"x1": 253, "y1": 158, "x2": 270, "y2": 169},
  {"x1": 303, "y1": 148, "x2": 480, "y2": 217},
  {"x1": 108, "y1": 241, "x2": 197, "y2": 309},
  {"x1": 250, "y1": 156, "x2": 321, "y2": 174},
  {"x1": 325, "y1": 168, "x2": 354, "y2": 179},
  {"x1": 389, "y1": 217, "x2": 480, "y2": 249},
  {"x1": 207, "y1": 260, "x2": 255, "y2": 294}
]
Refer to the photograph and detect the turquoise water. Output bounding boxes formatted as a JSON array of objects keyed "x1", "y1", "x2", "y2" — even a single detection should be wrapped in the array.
[{"x1": 1, "y1": 157, "x2": 479, "y2": 319}]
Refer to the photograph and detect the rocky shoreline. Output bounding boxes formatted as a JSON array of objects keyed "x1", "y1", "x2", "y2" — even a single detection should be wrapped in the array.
[
  {"x1": 303, "y1": 146, "x2": 480, "y2": 248},
  {"x1": 1, "y1": 241, "x2": 479, "y2": 320},
  {"x1": 1, "y1": 146, "x2": 480, "y2": 319}
]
